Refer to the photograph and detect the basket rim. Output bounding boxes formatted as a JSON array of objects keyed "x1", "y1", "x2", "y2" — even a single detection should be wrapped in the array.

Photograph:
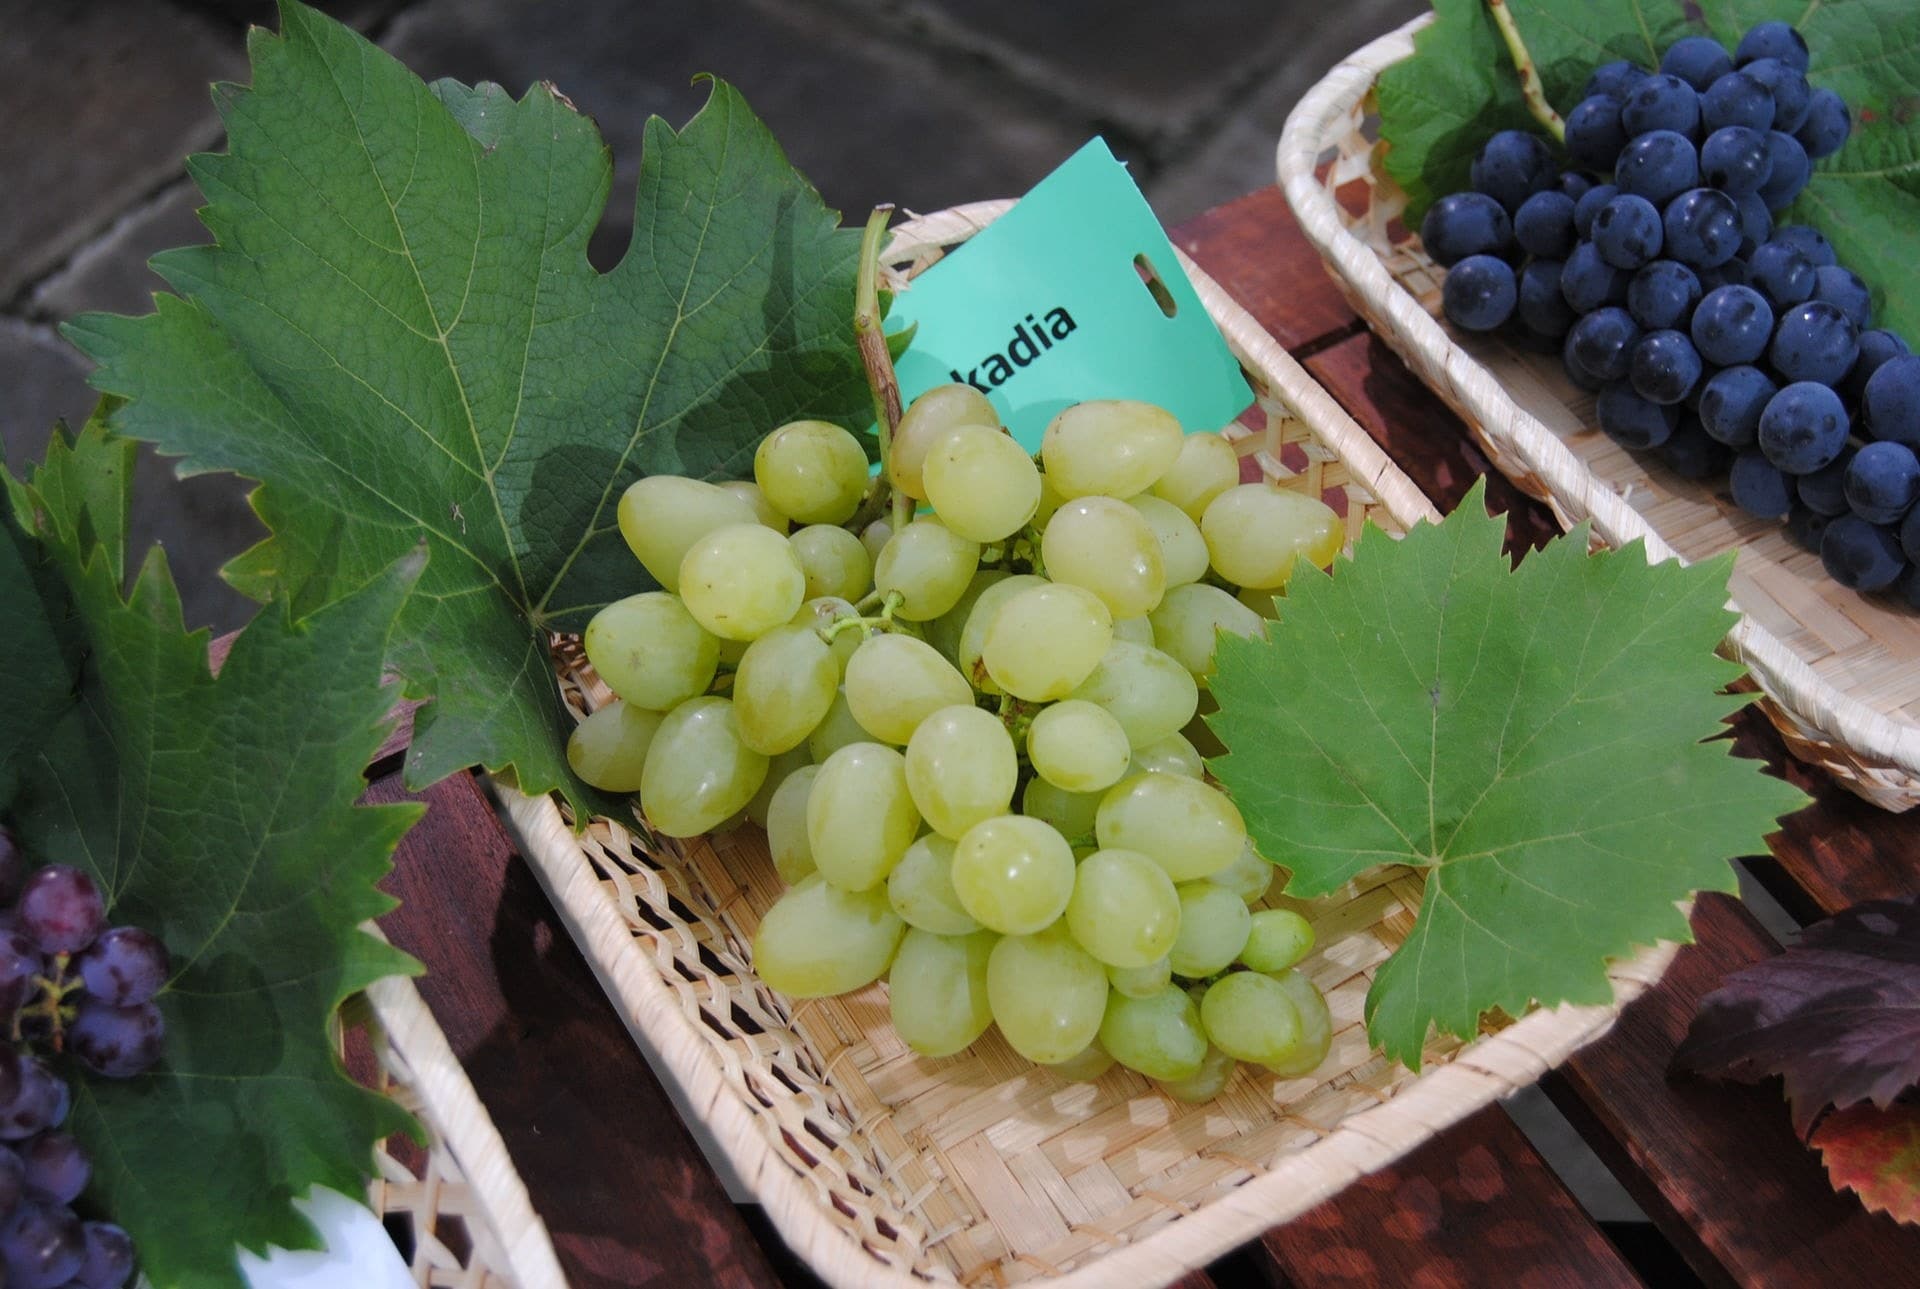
[
  {"x1": 1274, "y1": 12, "x2": 1920, "y2": 790},
  {"x1": 495, "y1": 198, "x2": 1677, "y2": 1289}
]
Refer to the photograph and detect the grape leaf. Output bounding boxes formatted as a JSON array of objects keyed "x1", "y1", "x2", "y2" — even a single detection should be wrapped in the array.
[
  {"x1": 1205, "y1": 481, "x2": 1807, "y2": 1067},
  {"x1": 65, "y1": 1, "x2": 879, "y2": 816},
  {"x1": 1813, "y1": 1102, "x2": 1920, "y2": 1226},
  {"x1": 1675, "y1": 894, "x2": 1920, "y2": 1133},
  {"x1": 2, "y1": 415, "x2": 424, "y2": 1289},
  {"x1": 1377, "y1": 0, "x2": 1920, "y2": 339}
]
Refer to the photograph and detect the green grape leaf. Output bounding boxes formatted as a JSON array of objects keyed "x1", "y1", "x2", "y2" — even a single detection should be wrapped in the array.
[
  {"x1": 1205, "y1": 482, "x2": 1807, "y2": 1067},
  {"x1": 2, "y1": 416, "x2": 424, "y2": 1289},
  {"x1": 1377, "y1": 0, "x2": 1920, "y2": 338},
  {"x1": 65, "y1": 1, "x2": 879, "y2": 815}
]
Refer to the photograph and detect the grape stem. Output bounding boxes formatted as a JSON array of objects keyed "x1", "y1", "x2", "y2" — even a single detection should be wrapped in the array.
[
  {"x1": 1485, "y1": 0, "x2": 1565, "y2": 142},
  {"x1": 854, "y1": 204, "x2": 912, "y2": 534}
]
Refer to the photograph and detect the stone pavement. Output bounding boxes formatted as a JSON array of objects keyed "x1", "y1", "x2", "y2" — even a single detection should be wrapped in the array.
[{"x1": 2, "y1": 0, "x2": 1422, "y2": 630}]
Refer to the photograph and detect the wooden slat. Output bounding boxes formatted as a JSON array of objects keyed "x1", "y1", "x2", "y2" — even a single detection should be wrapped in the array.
[{"x1": 1174, "y1": 187, "x2": 1364, "y2": 354}]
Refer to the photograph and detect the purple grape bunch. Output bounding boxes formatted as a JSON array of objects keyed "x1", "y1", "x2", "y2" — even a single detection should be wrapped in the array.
[
  {"x1": 1421, "y1": 20, "x2": 1920, "y2": 607},
  {"x1": 0, "y1": 829, "x2": 155, "y2": 1288}
]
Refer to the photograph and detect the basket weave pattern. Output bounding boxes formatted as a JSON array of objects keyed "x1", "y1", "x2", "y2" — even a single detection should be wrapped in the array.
[
  {"x1": 498, "y1": 203, "x2": 1679, "y2": 1289},
  {"x1": 1277, "y1": 17, "x2": 1920, "y2": 812}
]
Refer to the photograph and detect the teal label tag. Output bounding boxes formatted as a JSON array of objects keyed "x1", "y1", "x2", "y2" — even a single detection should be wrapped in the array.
[{"x1": 885, "y1": 138, "x2": 1253, "y2": 451}]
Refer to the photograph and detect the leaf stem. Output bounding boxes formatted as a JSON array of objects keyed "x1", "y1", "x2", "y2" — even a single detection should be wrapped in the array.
[
  {"x1": 855, "y1": 205, "x2": 912, "y2": 534},
  {"x1": 1485, "y1": 0, "x2": 1565, "y2": 142}
]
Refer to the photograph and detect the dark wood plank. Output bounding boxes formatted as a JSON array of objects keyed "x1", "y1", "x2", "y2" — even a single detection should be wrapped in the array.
[
  {"x1": 365, "y1": 770, "x2": 781, "y2": 1289},
  {"x1": 1173, "y1": 187, "x2": 1364, "y2": 354}
]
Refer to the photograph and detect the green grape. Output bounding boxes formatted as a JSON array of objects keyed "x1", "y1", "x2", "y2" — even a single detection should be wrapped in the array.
[
  {"x1": 791, "y1": 596, "x2": 862, "y2": 674},
  {"x1": 1263, "y1": 968, "x2": 1334, "y2": 1077},
  {"x1": 1020, "y1": 778, "x2": 1100, "y2": 843},
  {"x1": 986, "y1": 923, "x2": 1109, "y2": 1064},
  {"x1": 1095, "y1": 772, "x2": 1245, "y2": 882},
  {"x1": 905, "y1": 705, "x2": 1018, "y2": 838},
  {"x1": 1033, "y1": 469, "x2": 1068, "y2": 528},
  {"x1": 616, "y1": 475, "x2": 757, "y2": 591},
  {"x1": 1026, "y1": 700, "x2": 1131, "y2": 793},
  {"x1": 640, "y1": 697, "x2": 770, "y2": 838},
  {"x1": 754, "y1": 420, "x2": 869, "y2": 525},
  {"x1": 679, "y1": 523, "x2": 807, "y2": 642},
  {"x1": 1200, "y1": 484, "x2": 1344, "y2": 590},
  {"x1": 1157, "y1": 1043, "x2": 1236, "y2": 1103},
  {"x1": 1128, "y1": 495, "x2": 1209, "y2": 588},
  {"x1": 582, "y1": 592, "x2": 720, "y2": 712},
  {"x1": 888, "y1": 928, "x2": 997, "y2": 1058},
  {"x1": 1107, "y1": 957, "x2": 1173, "y2": 998},
  {"x1": 1242, "y1": 908, "x2": 1315, "y2": 974},
  {"x1": 766, "y1": 765, "x2": 819, "y2": 884},
  {"x1": 789, "y1": 524, "x2": 872, "y2": 602},
  {"x1": 746, "y1": 746, "x2": 810, "y2": 828},
  {"x1": 1238, "y1": 586, "x2": 1279, "y2": 619},
  {"x1": 720, "y1": 480, "x2": 789, "y2": 531},
  {"x1": 891, "y1": 383, "x2": 998, "y2": 501},
  {"x1": 1199, "y1": 971, "x2": 1304, "y2": 1068},
  {"x1": 845, "y1": 634, "x2": 973, "y2": 745},
  {"x1": 922, "y1": 425, "x2": 1042, "y2": 542},
  {"x1": 734, "y1": 624, "x2": 838, "y2": 755},
  {"x1": 860, "y1": 519, "x2": 892, "y2": 565},
  {"x1": 954, "y1": 574, "x2": 1044, "y2": 694},
  {"x1": 807, "y1": 688, "x2": 869, "y2": 763},
  {"x1": 807, "y1": 742, "x2": 920, "y2": 891},
  {"x1": 873, "y1": 519, "x2": 980, "y2": 621},
  {"x1": 566, "y1": 701, "x2": 665, "y2": 792},
  {"x1": 928, "y1": 569, "x2": 1010, "y2": 664},
  {"x1": 1169, "y1": 882, "x2": 1253, "y2": 978},
  {"x1": 1098, "y1": 985, "x2": 1208, "y2": 1081},
  {"x1": 1149, "y1": 583, "x2": 1266, "y2": 679},
  {"x1": 717, "y1": 635, "x2": 750, "y2": 669},
  {"x1": 1112, "y1": 616, "x2": 1156, "y2": 646},
  {"x1": 1068, "y1": 642, "x2": 1198, "y2": 748},
  {"x1": 1211, "y1": 838, "x2": 1276, "y2": 904},
  {"x1": 1127, "y1": 733, "x2": 1203, "y2": 781},
  {"x1": 950, "y1": 815, "x2": 1076, "y2": 935},
  {"x1": 1041, "y1": 1040, "x2": 1115, "y2": 1082},
  {"x1": 1150, "y1": 433, "x2": 1240, "y2": 521},
  {"x1": 1064, "y1": 848, "x2": 1180, "y2": 968},
  {"x1": 886, "y1": 834, "x2": 980, "y2": 935},
  {"x1": 1041, "y1": 400, "x2": 1183, "y2": 499},
  {"x1": 1041, "y1": 497, "x2": 1166, "y2": 618},
  {"x1": 981, "y1": 583, "x2": 1113, "y2": 701},
  {"x1": 753, "y1": 874, "x2": 904, "y2": 998}
]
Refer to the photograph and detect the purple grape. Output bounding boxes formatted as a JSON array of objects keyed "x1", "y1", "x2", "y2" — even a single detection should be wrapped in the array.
[
  {"x1": 1, "y1": 1197, "x2": 83, "y2": 1288},
  {"x1": 0, "y1": 830, "x2": 25, "y2": 906},
  {"x1": 0, "y1": 1060, "x2": 67, "y2": 1141},
  {"x1": 0, "y1": 934, "x2": 45, "y2": 1018},
  {"x1": 69, "y1": 1001, "x2": 163, "y2": 1080},
  {"x1": 19, "y1": 1133, "x2": 87, "y2": 1207},
  {"x1": 75, "y1": 929, "x2": 168, "y2": 1009},
  {"x1": 76, "y1": 1222, "x2": 133, "y2": 1289},
  {"x1": 0, "y1": 1146, "x2": 22, "y2": 1221},
  {"x1": 17, "y1": 870, "x2": 104, "y2": 958},
  {"x1": 1822, "y1": 515, "x2": 1908, "y2": 592}
]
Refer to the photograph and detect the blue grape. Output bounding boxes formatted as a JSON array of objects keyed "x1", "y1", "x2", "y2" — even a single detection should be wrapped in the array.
[
  {"x1": 0, "y1": 1060, "x2": 66, "y2": 1142},
  {"x1": 1758, "y1": 381, "x2": 1849, "y2": 474},
  {"x1": 2, "y1": 1197, "x2": 83, "y2": 1289},
  {"x1": 0, "y1": 1150, "x2": 19, "y2": 1224},
  {"x1": 1592, "y1": 195, "x2": 1664, "y2": 269},
  {"x1": 1845, "y1": 441, "x2": 1920, "y2": 524},
  {"x1": 1420, "y1": 192, "x2": 1512, "y2": 267},
  {"x1": 1770, "y1": 300, "x2": 1860, "y2": 386},
  {"x1": 1471, "y1": 130, "x2": 1559, "y2": 213},
  {"x1": 1798, "y1": 444, "x2": 1858, "y2": 516},
  {"x1": 1661, "y1": 36, "x2": 1733, "y2": 92},
  {"x1": 1698, "y1": 258, "x2": 1753, "y2": 293},
  {"x1": 1561, "y1": 240, "x2": 1628, "y2": 312},
  {"x1": 1691, "y1": 285, "x2": 1774, "y2": 366},
  {"x1": 1573, "y1": 183, "x2": 1618, "y2": 238},
  {"x1": 0, "y1": 934, "x2": 42, "y2": 1018},
  {"x1": 70, "y1": 999, "x2": 165, "y2": 1079},
  {"x1": 1771, "y1": 224, "x2": 1836, "y2": 268},
  {"x1": 1628, "y1": 260, "x2": 1702, "y2": 330},
  {"x1": 1630, "y1": 329, "x2": 1705, "y2": 405},
  {"x1": 1758, "y1": 131, "x2": 1810, "y2": 210},
  {"x1": 1822, "y1": 515, "x2": 1908, "y2": 591},
  {"x1": 1730, "y1": 449, "x2": 1794, "y2": 518},
  {"x1": 1517, "y1": 260, "x2": 1576, "y2": 338},
  {"x1": 1558, "y1": 172, "x2": 1597, "y2": 201},
  {"x1": 78, "y1": 1222, "x2": 134, "y2": 1289},
  {"x1": 1597, "y1": 382, "x2": 1679, "y2": 449},
  {"x1": 1898, "y1": 564, "x2": 1920, "y2": 609},
  {"x1": 1562, "y1": 330, "x2": 1607, "y2": 392},
  {"x1": 1698, "y1": 365, "x2": 1778, "y2": 447},
  {"x1": 1736, "y1": 22, "x2": 1810, "y2": 73},
  {"x1": 1701, "y1": 71, "x2": 1776, "y2": 132},
  {"x1": 20, "y1": 1132, "x2": 88, "y2": 1206},
  {"x1": 1864, "y1": 355, "x2": 1920, "y2": 449},
  {"x1": 1733, "y1": 192, "x2": 1771, "y2": 256},
  {"x1": 1796, "y1": 88, "x2": 1851, "y2": 160},
  {"x1": 1514, "y1": 190, "x2": 1577, "y2": 259},
  {"x1": 1742, "y1": 57, "x2": 1812, "y2": 133},
  {"x1": 1566, "y1": 95, "x2": 1628, "y2": 171},
  {"x1": 1787, "y1": 503, "x2": 1833, "y2": 551},
  {"x1": 1615, "y1": 130, "x2": 1701, "y2": 206},
  {"x1": 1586, "y1": 59, "x2": 1650, "y2": 102},
  {"x1": 1659, "y1": 414, "x2": 1732, "y2": 479},
  {"x1": 1745, "y1": 239, "x2": 1815, "y2": 310},
  {"x1": 1812, "y1": 266, "x2": 1872, "y2": 330},
  {"x1": 76, "y1": 926, "x2": 169, "y2": 1008},
  {"x1": 1699, "y1": 126, "x2": 1772, "y2": 197},
  {"x1": 1441, "y1": 255, "x2": 1517, "y2": 332},
  {"x1": 1623, "y1": 73, "x2": 1703, "y2": 137},
  {"x1": 1569, "y1": 307, "x2": 1641, "y2": 383},
  {"x1": 17, "y1": 868, "x2": 102, "y2": 957},
  {"x1": 1845, "y1": 330, "x2": 1912, "y2": 405},
  {"x1": 1904, "y1": 504, "x2": 1920, "y2": 563},
  {"x1": 1661, "y1": 188, "x2": 1741, "y2": 268}
]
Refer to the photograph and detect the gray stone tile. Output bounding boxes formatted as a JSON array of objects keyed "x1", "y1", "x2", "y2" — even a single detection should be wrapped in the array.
[{"x1": 31, "y1": 184, "x2": 208, "y2": 322}]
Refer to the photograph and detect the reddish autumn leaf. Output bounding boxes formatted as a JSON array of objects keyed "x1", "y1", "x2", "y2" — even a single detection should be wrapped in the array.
[
  {"x1": 1674, "y1": 895, "x2": 1920, "y2": 1134},
  {"x1": 1813, "y1": 1103, "x2": 1920, "y2": 1226}
]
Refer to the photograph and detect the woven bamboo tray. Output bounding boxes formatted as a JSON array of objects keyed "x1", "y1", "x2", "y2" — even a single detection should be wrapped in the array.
[
  {"x1": 493, "y1": 201, "x2": 1682, "y2": 1288},
  {"x1": 1277, "y1": 15, "x2": 1920, "y2": 813}
]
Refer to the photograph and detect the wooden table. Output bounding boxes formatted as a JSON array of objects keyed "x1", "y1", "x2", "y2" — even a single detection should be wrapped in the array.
[{"x1": 367, "y1": 188, "x2": 1920, "y2": 1289}]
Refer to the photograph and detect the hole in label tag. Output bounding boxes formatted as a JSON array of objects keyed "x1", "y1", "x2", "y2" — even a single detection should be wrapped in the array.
[{"x1": 1133, "y1": 253, "x2": 1178, "y2": 318}]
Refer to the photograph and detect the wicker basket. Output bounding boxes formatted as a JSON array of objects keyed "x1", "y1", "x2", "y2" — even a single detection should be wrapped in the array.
[
  {"x1": 1277, "y1": 15, "x2": 1920, "y2": 813},
  {"x1": 493, "y1": 201, "x2": 1682, "y2": 1288}
]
